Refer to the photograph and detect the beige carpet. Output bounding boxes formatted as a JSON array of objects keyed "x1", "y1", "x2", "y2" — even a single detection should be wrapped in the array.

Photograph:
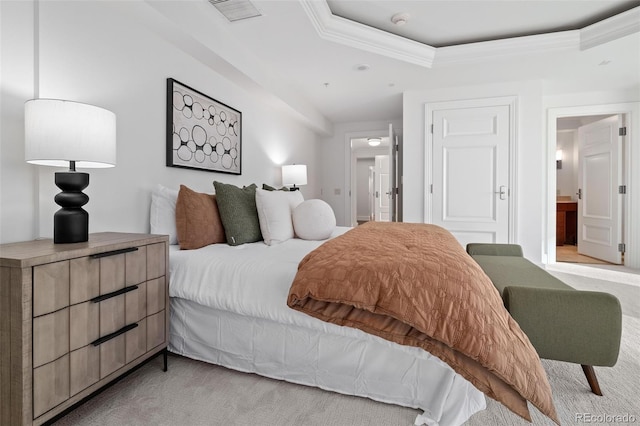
[{"x1": 54, "y1": 270, "x2": 640, "y2": 426}]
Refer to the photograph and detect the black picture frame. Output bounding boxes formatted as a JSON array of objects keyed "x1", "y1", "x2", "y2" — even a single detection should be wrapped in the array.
[{"x1": 166, "y1": 78, "x2": 242, "y2": 175}]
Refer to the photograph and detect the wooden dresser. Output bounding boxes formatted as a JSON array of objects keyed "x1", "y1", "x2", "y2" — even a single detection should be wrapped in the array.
[
  {"x1": 0, "y1": 233, "x2": 169, "y2": 425},
  {"x1": 556, "y1": 201, "x2": 578, "y2": 246}
]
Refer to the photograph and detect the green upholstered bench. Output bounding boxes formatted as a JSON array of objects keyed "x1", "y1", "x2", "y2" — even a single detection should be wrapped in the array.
[{"x1": 466, "y1": 243, "x2": 622, "y2": 395}]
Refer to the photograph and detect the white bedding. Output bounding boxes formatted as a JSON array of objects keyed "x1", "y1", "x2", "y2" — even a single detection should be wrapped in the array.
[{"x1": 168, "y1": 227, "x2": 486, "y2": 426}]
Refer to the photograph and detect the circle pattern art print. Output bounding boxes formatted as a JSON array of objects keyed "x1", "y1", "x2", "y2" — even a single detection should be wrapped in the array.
[{"x1": 168, "y1": 79, "x2": 241, "y2": 175}]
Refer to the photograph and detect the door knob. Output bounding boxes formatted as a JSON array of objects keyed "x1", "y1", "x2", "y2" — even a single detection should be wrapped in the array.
[
  {"x1": 495, "y1": 186, "x2": 507, "y2": 200},
  {"x1": 576, "y1": 189, "x2": 582, "y2": 200}
]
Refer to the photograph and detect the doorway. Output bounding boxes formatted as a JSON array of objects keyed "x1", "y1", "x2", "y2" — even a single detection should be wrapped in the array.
[
  {"x1": 350, "y1": 136, "x2": 391, "y2": 226},
  {"x1": 555, "y1": 114, "x2": 622, "y2": 265},
  {"x1": 547, "y1": 103, "x2": 639, "y2": 269}
]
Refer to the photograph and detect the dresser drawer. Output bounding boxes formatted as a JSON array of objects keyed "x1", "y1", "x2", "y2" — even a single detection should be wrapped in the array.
[
  {"x1": 69, "y1": 345, "x2": 100, "y2": 396},
  {"x1": 125, "y1": 281, "x2": 147, "y2": 324},
  {"x1": 99, "y1": 253, "x2": 125, "y2": 295},
  {"x1": 146, "y1": 277, "x2": 165, "y2": 316},
  {"x1": 33, "y1": 261, "x2": 69, "y2": 317},
  {"x1": 147, "y1": 310, "x2": 165, "y2": 351},
  {"x1": 100, "y1": 294, "x2": 126, "y2": 337},
  {"x1": 69, "y1": 256, "x2": 100, "y2": 305},
  {"x1": 100, "y1": 334, "x2": 126, "y2": 379},
  {"x1": 69, "y1": 301, "x2": 99, "y2": 351},
  {"x1": 33, "y1": 355, "x2": 69, "y2": 418},
  {"x1": 147, "y1": 243, "x2": 166, "y2": 280},
  {"x1": 125, "y1": 318, "x2": 147, "y2": 363},
  {"x1": 126, "y1": 246, "x2": 147, "y2": 286},
  {"x1": 33, "y1": 308, "x2": 69, "y2": 368}
]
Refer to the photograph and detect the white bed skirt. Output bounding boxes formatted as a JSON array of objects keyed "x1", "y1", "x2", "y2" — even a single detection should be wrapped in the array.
[{"x1": 169, "y1": 297, "x2": 485, "y2": 426}]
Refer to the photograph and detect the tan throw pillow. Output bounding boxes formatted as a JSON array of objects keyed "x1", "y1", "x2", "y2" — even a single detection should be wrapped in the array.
[{"x1": 175, "y1": 185, "x2": 226, "y2": 250}]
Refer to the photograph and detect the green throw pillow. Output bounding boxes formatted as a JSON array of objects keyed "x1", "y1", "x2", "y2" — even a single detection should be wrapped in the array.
[
  {"x1": 213, "y1": 181, "x2": 263, "y2": 246},
  {"x1": 262, "y1": 183, "x2": 290, "y2": 191}
]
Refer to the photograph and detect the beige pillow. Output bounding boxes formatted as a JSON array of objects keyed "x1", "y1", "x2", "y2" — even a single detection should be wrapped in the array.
[
  {"x1": 255, "y1": 189, "x2": 304, "y2": 245},
  {"x1": 292, "y1": 199, "x2": 336, "y2": 240},
  {"x1": 175, "y1": 185, "x2": 226, "y2": 250}
]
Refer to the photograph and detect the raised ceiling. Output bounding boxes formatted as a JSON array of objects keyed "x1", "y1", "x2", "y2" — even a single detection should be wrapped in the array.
[
  {"x1": 145, "y1": 0, "x2": 640, "y2": 131},
  {"x1": 327, "y1": 0, "x2": 640, "y2": 47}
]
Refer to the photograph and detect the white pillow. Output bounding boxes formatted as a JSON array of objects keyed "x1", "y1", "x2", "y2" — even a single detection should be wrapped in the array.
[
  {"x1": 255, "y1": 189, "x2": 304, "y2": 245},
  {"x1": 292, "y1": 199, "x2": 336, "y2": 240},
  {"x1": 150, "y1": 184, "x2": 179, "y2": 245}
]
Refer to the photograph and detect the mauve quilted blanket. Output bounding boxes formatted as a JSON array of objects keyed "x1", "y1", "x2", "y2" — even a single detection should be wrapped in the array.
[{"x1": 287, "y1": 222, "x2": 559, "y2": 424}]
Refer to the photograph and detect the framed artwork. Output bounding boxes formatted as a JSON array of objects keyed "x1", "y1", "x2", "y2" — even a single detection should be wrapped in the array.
[{"x1": 166, "y1": 78, "x2": 242, "y2": 174}]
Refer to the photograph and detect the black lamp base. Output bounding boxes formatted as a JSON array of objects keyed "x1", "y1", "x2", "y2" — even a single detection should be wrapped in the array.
[{"x1": 53, "y1": 171, "x2": 90, "y2": 244}]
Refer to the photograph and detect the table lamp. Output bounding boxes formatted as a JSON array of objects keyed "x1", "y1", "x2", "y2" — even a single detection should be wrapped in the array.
[
  {"x1": 282, "y1": 164, "x2": 307, "y2": 191},
  {"x1": 25, "y1": 99, "x2": 116, "y2": 243}
]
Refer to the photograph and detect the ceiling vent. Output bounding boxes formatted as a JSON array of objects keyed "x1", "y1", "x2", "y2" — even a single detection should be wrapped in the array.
[{"x1": 209, "y1": 0, "x2": 262, "y2": 22}]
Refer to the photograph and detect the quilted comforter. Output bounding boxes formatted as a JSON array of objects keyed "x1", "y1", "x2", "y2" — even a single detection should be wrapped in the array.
[{"x1": 287, "y1": 222, "x2": 559, "y2": 423}]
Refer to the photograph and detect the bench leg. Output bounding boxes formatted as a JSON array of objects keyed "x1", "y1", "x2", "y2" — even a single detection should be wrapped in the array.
[{"x1": 581, "y1": 365, "x2": 602, "y2": 395}]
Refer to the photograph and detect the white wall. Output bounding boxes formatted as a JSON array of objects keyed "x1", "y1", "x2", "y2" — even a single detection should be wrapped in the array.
[
  {"x1": 1, "y1": 1, "x2": 321, "y2": 243},
  {"x1": 403, "y1": 81, "x2": 544, "y2": 262},
  {"x1": 0, "y1": 1, "x2": 38, "y2": 243},
  {"x1": 319, "y1": 119, "x2": 401, "y2": 226}
]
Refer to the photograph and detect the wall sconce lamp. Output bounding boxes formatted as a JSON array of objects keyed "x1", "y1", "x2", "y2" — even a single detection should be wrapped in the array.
[
  {"x1": 25, "y1": 99, "x2": 116, "y2": 243},
  {"x1": 282, "y1": 164, "x2": 307, "y2": 191},
  {"x1": 556, "y1": 150, "x2": 563, "y2": 169}
]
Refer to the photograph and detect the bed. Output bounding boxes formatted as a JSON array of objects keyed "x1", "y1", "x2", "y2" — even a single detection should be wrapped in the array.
[
  {"x1": 152, "y1": 183, "x2": 556, "y2": 425},
  {"x1": 167, "y1": 227, "x2": 486, "y2": 425}
]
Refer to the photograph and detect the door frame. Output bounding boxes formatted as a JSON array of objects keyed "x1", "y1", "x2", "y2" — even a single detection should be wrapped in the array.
[
  {"x1": 424, "y1": 96, "x2": 518, "y2": 243},
  {"x1": 344, "y1": 129, "x2": 388, "y2": 227},
  {"x1": 546, "y1": 103, "x2": 639, "y2": 268}
]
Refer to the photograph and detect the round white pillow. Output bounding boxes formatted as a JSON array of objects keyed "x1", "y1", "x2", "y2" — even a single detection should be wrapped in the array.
[{"x1": 292, "y1": 199, "x2": 336, "y2": 240}]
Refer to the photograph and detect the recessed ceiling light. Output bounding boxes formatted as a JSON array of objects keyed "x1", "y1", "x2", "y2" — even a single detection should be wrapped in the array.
[{"x1": 355, "y1": 64, "x2": 370, "y2": 71}]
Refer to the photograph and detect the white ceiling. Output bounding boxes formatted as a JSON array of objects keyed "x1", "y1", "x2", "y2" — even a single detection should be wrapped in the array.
[
  {"x1": 327, "y1": 0, "x2": 640, "y2": 47},
  {"x1": 145, "y1": 0, "x2": 640, "y2": 131}
]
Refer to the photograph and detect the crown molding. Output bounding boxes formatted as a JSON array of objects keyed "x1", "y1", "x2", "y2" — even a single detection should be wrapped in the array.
[
  {"x1": 299, "y1": 1, "x2": 639, "y2": 68},
  {"x1": 434, "y1": 31, "x2": 580, "y2": 66},
  {"x1": 580, "y1": 6, "x2": 640, "y2": 50},
  {"x1": 298, "y1": 0, "x2": 436, "y2": 68}
]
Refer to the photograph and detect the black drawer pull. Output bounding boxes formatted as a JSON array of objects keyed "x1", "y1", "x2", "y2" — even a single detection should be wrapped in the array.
[
  {"x1": 92, "y1": 323, "x2": 139, "y2": 347},
  {"x1": 90, "y1": 246, "x2": 139, "y2": 259},
  {"x1": 91, "y1": 285, "x2": 138, "y2": 303}
]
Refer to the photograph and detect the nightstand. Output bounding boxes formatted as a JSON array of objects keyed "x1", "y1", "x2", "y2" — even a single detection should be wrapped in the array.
[{"x1": 0, "y1": 232, "x2": 169, "y2": 425}]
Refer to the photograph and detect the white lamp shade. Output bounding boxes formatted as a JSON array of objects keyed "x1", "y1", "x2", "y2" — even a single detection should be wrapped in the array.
[
  {"x1": 556, "y1": 150, "x2": 563, "y2": 161},
  {"x1": 282, "y1": 164, "x2": 307, "y2": 186},
  {"x1": 25, "y1": 99, "x2": 116, "y2": 168}
]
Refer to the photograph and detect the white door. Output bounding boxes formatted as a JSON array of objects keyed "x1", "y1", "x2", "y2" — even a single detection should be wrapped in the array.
[
  {"x1": 431, "y1": 105, "x2": 511, "y2": 247},
  {"x1": 374, "y1": 155, "x2": 390, "y2": 221},
  {"x1": 577, "y1": 115, "x2": 622, "y2": 264}
]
